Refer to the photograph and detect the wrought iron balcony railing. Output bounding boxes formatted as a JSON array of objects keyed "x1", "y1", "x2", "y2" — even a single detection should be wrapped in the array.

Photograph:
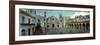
[{"x1": 20, "y1": 23, "x2": 35, "y2": 26}]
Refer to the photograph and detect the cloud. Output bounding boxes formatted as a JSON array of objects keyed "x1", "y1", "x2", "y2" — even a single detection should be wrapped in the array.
[{"x1": 70, "y1": 12, "x2": 90, "y2": 18}]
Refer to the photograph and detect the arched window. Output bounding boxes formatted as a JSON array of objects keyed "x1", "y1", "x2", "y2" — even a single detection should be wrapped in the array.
[
  {"x1": 21, "y1": 29, "x2": 26, "y2": 36},
  {"x1": 22, "y1": 16, "x2": 25, "y2": 24}
]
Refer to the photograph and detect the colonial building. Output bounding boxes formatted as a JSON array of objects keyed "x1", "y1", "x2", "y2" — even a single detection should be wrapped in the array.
[
  {"x1": 65, "y1": 15, "x2": 90, "y2": 32},
  {"x1": 19, "y1": 9, "x2": 44, "y2": 36},
  {"x1": 19, "y1": 9, "x2": 35, "y2": 36}
]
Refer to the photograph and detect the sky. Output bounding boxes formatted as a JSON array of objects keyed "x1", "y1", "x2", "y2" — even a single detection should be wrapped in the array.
[
  {"x1": 20, "y1": 8, "x2": 90, "y2": 18},
  {"x1": 35, "y1": 9, "x2": 90, "y2": 18}
]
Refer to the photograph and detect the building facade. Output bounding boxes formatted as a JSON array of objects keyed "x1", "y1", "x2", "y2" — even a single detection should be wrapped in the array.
[
  {"x1": 65, "y1": 15, "x2": 90, "y2": 33},
  {"x1": 19, "y1": 9, "x2": 44, "y2": 36}
]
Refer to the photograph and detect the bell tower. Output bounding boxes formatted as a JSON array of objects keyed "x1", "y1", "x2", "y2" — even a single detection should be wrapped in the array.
[
  {"x1": 59, "y1": 14, "x2": 64, "y2": 28},
  {"x1": 44, "y1": 11, "x2": 47, "y2": 28},
  {"x1": 44, "y1": 11, "x2": 47, "y2": 21}
]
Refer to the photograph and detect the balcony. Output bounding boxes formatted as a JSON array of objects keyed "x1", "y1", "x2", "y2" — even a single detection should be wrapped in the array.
[{"x1": 20, "y1": 23, "x2": 35, "y2": 26}]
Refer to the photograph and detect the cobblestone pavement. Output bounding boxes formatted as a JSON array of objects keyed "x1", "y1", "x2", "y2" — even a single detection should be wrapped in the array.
[{"x1": 44, "y1": 28, "x2": 90, "y2": 34}]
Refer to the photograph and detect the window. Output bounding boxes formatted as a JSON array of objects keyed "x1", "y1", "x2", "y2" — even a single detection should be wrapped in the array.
[
  {"x1": 52, "y1": 24, "x2": 55, "y2": 28},
  {"x1": 28, "y1": 28, "x2": 31, "y2": 35},
  {"x1": 52, "y1": 18, "x2": 54, "y2": 20},
  {"x1": 28, "y1": 18, "x2": 30, "y2": 24},
  {"x1": 38, "y1": 19, "x2": 40, "y2": 22},
  {"x1": 32, "y1": 27, "x2": 35, "y2": 35},
  {"x1": 22, "y1": 16, "x2": 25, "y2": 24},
  {"x1": 57, "y1": 25, "x2": 59, "y2": 27},
  {"x1": 21, "y1": 29, "x2": 26, "y2": 36},
  {"x1": 47, "y1": 25, "x2": 49, "y2": 28},
  {"x1": 30, "y1": 10, "x2": 32, "y2": 13}
]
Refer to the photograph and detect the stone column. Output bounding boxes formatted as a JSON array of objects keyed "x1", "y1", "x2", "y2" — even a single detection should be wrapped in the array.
[
  {"x1": 76, "y1": 24, "x2": 77, "y2": 30},
  {"x1": 85, "y1": 23, "x2": 87, "y2": 32},
  {"x1": 73, "y1": 24, "x2": 75, "y2": 30},
  {"x1": 81, "y1": 23, "x2": 83, "y2": 31},
  {"x1": 69, "y1": 24, "x2": 70, "y2": 29},
  {"x1": 71, "y1": 24, "x2": 72, "y2": 30},
  {"x1": 69, "y1": 24, "x2": 71, "y2": 29},
  {"x1": 80, "y1": 23, "x2": 82, "y2": 30}
]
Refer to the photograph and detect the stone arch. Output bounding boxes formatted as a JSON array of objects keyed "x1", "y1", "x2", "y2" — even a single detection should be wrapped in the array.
[
  {"x1": 80, "y1": 23, "x2": 82, "y2": 30},
  {"x1": 83, "y1": 23, "x2": 85, "y2": 30},
  {"x1": 86, "y1": 23, "x2": 90, "y2": 30},
  {"x1": 72, "y1": 24, "x2": 74, "y2": 29},
  {"x1": 74, "y1": 24, "x2": 76, "y2": 30},
  {"x1": 71, "y1": 24, "x2": 72, "y2": 29},
  {"x1": 68, "y1": 24, "x2": 70, "y2": 28},
  {"x1": 78, "y1": 23, "x2": 81, "y2": 30},
  {"x1": 76, "y1": 24, "x2": 78, "y2": 29}
]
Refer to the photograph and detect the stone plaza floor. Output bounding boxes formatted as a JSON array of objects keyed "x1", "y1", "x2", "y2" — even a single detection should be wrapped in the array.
[{"x1": 44, "y1": 28, "x2": 90, "y2": 35}]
